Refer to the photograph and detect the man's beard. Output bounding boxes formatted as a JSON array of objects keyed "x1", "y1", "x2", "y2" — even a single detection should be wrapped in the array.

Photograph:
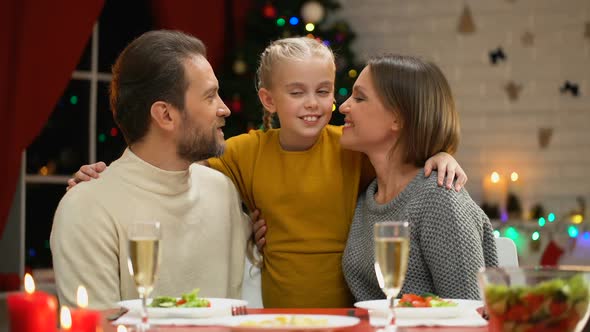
[{"x1": 177, "y1": 119, "x2": 225, "y2": 162}]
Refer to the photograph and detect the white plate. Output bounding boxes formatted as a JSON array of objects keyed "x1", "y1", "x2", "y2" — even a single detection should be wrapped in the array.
[
  {"x1": 117, "y1": 298, "x2": 247, "y2": 319},
  {"x1": 225, "y1": 314, "x2": 360, "y2": 329},
  {"x1": 354, "y1": 299, "x2": 482, "y2": 319}
]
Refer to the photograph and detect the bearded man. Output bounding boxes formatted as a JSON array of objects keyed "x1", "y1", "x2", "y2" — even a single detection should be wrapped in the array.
[{"x1": 50, "y1": 30, "x2": 250, "y2": 309}]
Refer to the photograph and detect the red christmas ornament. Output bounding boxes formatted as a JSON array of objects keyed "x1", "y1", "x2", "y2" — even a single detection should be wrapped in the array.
[
  {"x1": 263, "y1": 3, "x2": 277, "y2": 19},
  {"x1": 231, "y1": 95, "x2": 243, "y2": 113}
]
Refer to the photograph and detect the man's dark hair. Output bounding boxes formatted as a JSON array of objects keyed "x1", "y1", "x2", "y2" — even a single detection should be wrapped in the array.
[{"x1": 110, "y1": 30, "x2": 206, "y2": 144}]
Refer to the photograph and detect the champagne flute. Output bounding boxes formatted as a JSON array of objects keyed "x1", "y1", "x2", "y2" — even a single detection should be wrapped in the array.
[
  {"x1": 127, "y1": 221, "x2": 161, "y2": 332},
  {"x1": 374, "y1": 221, "x2": 410, "y2": 330}
]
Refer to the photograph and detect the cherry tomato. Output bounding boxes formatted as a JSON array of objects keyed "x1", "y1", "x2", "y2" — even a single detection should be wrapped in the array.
[
  {"x1": 411, "y1": 300, "x2": 429, "y2": 307},
  {"x1": 549, "y1": 301, "x2": 568, "y2": 317}
]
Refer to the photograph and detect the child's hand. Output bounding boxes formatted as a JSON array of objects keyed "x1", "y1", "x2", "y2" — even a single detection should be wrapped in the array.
[
  {"x1": 250, "y1": 209, "x2": 267, "y2": 253},
  {"x1": 66, "y1": 162, "x2": 107, "y2": 190},
  {"x1": 424, "y1": 152, "x2": 467, "y2": 192}
]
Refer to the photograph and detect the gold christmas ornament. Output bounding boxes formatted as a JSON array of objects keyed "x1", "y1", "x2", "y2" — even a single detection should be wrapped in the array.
[
  {"x1": 538, "y1": 127, "x2": 553, "y2": 149},
  {"x1": 301, "y1": 1, "x2": 325, "y2": 24},
  {"x1": 504, "y1": 81, "x2": 523, "y2": 102},
  {"x1": 233, "y1": 59, "x2": 247, "y2": 75},
  {"x1": 521, "y1": 31, "x2": 535, "y2": 47},
  {"x1": 458, "y1": 5, "x2": 476, "y2": 34}
]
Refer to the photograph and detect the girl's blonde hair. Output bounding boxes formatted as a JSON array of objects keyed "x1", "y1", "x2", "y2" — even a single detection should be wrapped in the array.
[{"x1": 256, "y1": 37, "x2": 336, "y2": 130}]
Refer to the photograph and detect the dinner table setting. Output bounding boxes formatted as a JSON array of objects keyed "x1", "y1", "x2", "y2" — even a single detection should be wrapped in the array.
[
  {"x1": 2, "y1": 221, "x2": 590, "y2": 331},
  {"x1": 3, "y1": 266, "x2": 590, "y2": 332}
]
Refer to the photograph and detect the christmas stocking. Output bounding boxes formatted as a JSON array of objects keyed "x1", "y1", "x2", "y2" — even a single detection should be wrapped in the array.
[{"x1": 540, "y1": 239, "x2": 564, "y2": 266}]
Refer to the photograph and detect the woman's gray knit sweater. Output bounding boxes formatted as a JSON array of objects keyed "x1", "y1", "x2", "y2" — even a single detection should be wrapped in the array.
[{"x1": 342, "y1": 169, "x2": 498, "y2": 301}]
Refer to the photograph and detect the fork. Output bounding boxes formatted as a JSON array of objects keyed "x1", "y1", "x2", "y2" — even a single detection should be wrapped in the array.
[{"x1": 231, "y1": 305, "x2": 248, "y2": 316}]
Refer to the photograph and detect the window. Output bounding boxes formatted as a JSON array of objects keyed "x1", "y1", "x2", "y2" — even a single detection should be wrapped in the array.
[{"x1": 24, "y1": 1, "x2": 152, "y2": 269}]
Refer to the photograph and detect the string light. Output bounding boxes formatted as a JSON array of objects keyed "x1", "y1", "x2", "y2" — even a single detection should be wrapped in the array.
[
  {"x1": 70, "y1": 95, "x2": 78, "y2": 105},
  {"x1": 510, "y1": 172, "x2": 519, "y2": 182},
  {"x1": 348, "y1": 69, "x2": 358, "y2": 78},
  {"x1": 568, "y1": 225, "x2": 579, "y2": 238},
  {"x1": 110, "y1": 127, "x2": 118, "y2": 137},
  {"x1": 538, "y1": 217, "x2": 546, "y2": 227},
  {"x1": 40, "y1": 166, "x2": 49, "y2": 176},
  {"x1": 338, "y1": 88, "x2": 348, "y2": 96},
  {"x1": 276, "y1": 18, "x2": 286, "y2": 26},
  {"x1": 289, "y1": 17, "x2": 299, "y2": 25},
  {"x1": 531, "y1": 231, "x2": 540, "y2": 241},
  {"x1": 98, "y1": 133, "x2": 106, "y2": 143},
  {"x1": 572, "y1": 214, "x2": 583, "y2": 224},
  {"x1": 305, "y1": 23, "x2": 315, "y2": 32},
  {"x1": 504, "y1": 227, "x2": 519, "y2": 241},
  {"x1": 493, "y1": 230, "x2": 500, "y2": 238},
  {"x1": 548, "y1": 213, "x2": 555, "y2": 222}
]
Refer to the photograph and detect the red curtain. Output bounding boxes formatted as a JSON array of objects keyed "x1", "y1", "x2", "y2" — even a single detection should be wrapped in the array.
[
  {"x1": 0, "y1": 0, "x2": 104, "y2": 237},
  {"x1": 0, "y1": 0, "x2": 255, "y2": 237}
]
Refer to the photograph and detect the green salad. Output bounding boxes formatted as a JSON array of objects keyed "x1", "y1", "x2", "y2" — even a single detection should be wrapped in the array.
[
  {"x1": 484, "y1": 273, "x2": 589, "y2": 332},
  {"x1": 149, "y1": 288, "x2": 211, "y2": 308}
]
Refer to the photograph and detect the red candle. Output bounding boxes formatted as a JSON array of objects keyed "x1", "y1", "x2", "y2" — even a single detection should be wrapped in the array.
[
  {"x1": 7, "y1": 273, "x2": 58, "y2": 332},
  {"x1": 63, "y1": 286, "x2": 100, "y2": 332}
]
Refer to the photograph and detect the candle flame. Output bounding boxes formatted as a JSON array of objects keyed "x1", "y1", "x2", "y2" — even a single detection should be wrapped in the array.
[
  {"x1": 491, "y1": 172, "x2": 500, "y2": 184},
  {"x1": 510, "y1": 172, "x2": 519, "y2": 182},
  {"x1": 77, "y1": 285, "x2": 89, "y2": 308},
  {"x1": 117, "y1": 325, "x2": 128, "y2": 332},
  {"x1": 24, "y1": 273, "x2": 35, "y2": 294},
  {"x1": 60, "y1": 306, "x2": 72, "y2": 329}
]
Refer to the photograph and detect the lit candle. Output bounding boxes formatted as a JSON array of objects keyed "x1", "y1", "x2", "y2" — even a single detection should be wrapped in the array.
[
  {"x1": 508, "y1": 171, "x2": 523, "y2": 197},
  {"x1": 507, "y1": 171, "x2": 524, "y2": 219},
  {"x1": 68, "y1": 286, "x2": 101, "y2": 332},
  {"x1": 7, "y1": 273, "x2": 58, "y2": 332},
  {"x1": 60, "y1": 306, "x2": 72, "y2": 330},
  {"x1": 482, "y1": 171, "x2": 508, "y2": 217}
]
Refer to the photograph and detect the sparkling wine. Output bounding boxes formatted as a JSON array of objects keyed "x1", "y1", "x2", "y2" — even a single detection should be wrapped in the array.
[
  {"x1": 374, "y1": 237, "x2": 409, "y2": 297},
  {"x1": 128, "y1": 237, "x2": 160, "y2": 295}
]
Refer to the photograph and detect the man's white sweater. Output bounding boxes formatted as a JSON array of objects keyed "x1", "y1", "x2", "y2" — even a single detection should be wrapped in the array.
[{"x1": 51, "y1": 149, "x2": 250, "y2": 309}]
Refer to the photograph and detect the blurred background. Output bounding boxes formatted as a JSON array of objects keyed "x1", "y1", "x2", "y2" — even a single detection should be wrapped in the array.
[{"x1": 0, "y1": 0, "x2": 589, "y2": 292}]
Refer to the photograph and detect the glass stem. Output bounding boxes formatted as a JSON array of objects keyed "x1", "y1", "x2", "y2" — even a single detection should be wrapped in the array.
[
  {"x1": 140, "y1": 291, "x2": 149, "y2": 331},
  {"x1": 387, "y1": 294, "x2": 397, "y2": 328}
]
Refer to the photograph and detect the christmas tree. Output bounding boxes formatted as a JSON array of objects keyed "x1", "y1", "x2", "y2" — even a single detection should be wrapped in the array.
[{"x1": 219, "y1": 0, "x2": 362, "y2": 137}]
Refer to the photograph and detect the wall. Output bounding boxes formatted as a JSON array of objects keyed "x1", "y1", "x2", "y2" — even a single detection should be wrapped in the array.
[{"x1": 336, "y1": 0, "x2": 590, "y2": 220}]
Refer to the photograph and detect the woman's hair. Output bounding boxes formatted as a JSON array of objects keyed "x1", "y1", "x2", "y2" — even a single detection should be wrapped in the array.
[
  {"x1": 256, "y1": 37, "x2": 335, "y2": 130},
  {"x1": 368, "y1": 54, "x2": 460, "y2": 166},
  {"x1": 110, "y1": 30, "x2": 206, "y2": 145}
]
